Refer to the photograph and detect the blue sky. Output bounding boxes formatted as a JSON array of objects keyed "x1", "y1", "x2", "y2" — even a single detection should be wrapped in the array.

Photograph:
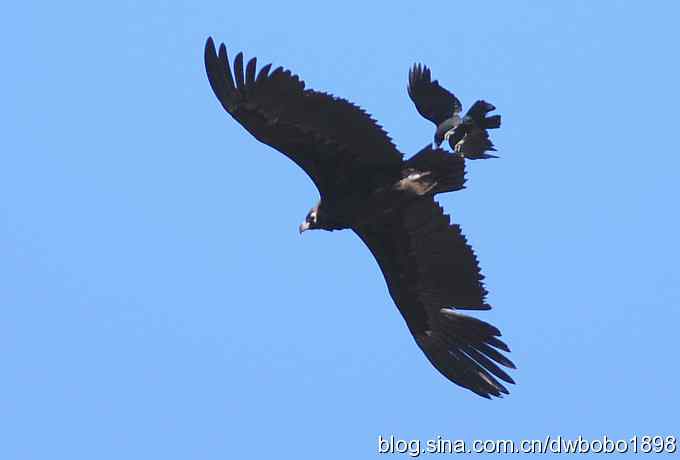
[{"x1": 3, "y1": 1, "x2": 679, "y2": 458}]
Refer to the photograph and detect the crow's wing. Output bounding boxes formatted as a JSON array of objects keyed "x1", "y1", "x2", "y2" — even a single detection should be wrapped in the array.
[
  {"x1": 450, "y1": 101, "x2": 501, "y2": 159},
  {"x1": 450, "y1": 126, "x2": 498, "y2": 159},
  {"x1": 408, "y1": 64, "x2": 462, "y2": 126},
  {"x1": 354, "y1": 199, "x2": 515, "y2": 398},
  {"x1": 205, "y1": 38, "x2": 403, "y2": 200}
]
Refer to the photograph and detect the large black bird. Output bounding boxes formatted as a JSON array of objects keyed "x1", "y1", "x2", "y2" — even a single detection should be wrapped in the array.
[
  {"x1": 204, "y1": 37, "x2": 515, "y2": 398},
  {"x1": 408, "y1": 64, "x2": 501, "y2": 159}
]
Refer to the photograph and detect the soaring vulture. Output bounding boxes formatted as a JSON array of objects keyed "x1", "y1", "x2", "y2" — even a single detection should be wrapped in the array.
[
  {"x1": 408, "y1": 63, "x2": 501, "y2": 159},
  {"x1": 204, "y1": 37, "x2": 515, "y2": 398}
]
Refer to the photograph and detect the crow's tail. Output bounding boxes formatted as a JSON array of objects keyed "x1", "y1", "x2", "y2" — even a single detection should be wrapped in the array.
[
  {"x1": 451, "y1": 100, "x2": 502, "y2": 159},
  {"x1": 466, "y1": 100, "x2": 501, "y2": 128}
]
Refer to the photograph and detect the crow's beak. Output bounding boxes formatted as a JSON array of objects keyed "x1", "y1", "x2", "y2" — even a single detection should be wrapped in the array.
[{"x1": 299, "y1": 221, "x2": 310, "y2": 234}]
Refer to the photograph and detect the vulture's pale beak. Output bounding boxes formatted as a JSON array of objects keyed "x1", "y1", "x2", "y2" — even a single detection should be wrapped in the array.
[{"x1": 299, "y1": 221, "x2": 310, "y2": 234}]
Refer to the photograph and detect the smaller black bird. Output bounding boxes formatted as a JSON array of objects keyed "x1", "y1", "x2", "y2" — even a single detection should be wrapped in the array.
[{"x1": 408, "y1": 64, "x2": 501, "y2": 159}]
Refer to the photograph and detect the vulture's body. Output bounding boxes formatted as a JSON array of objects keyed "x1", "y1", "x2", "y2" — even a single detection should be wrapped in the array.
[{"x1": 204, "y1": 37, "x2": 515, "y2": 398}]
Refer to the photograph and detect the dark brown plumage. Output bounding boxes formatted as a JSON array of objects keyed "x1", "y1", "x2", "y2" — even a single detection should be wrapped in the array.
[
  {"x1": 408, "y1": 63, "x2": 502, "y2": 159},
  {"x1": 204, "y1": 37, "x2": 515, "y2": 398}
]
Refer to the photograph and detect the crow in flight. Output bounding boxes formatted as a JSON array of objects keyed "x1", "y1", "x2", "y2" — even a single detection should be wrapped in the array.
[
  {"x1": 408, "y1": 64, "x2": 501, "y2": 159},
  {"x1": 204, "y1": 37, "x2": 515, "y2": 398}
]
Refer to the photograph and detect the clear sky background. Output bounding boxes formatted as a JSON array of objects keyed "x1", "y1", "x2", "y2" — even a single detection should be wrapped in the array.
[{"x1": 3, "y1": 1, "x2": 679, "y2": 458}]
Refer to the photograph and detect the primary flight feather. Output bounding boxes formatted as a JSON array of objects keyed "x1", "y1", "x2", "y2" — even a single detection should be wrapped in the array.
[{"x1": 204, "y1": 37, "x2": 515, "y2": 398}]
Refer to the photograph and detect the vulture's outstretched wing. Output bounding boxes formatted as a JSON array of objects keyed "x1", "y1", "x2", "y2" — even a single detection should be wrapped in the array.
[
  {"x1": 205, "y1": 38, "x2": 403, "y2": 199},
  {"x1": 408, "y1": 64, "x2": 462, "y2": 126},
  {"x1": 354, "y1": 199, "x2": 515, "y2": 398}
]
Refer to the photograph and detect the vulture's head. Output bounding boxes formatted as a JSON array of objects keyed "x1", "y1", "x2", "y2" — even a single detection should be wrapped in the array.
[
  {"x1": 299, "y1": 205, "x2": 320, "y2": 234},
  {"x1": 299, "y1": 202, "x2": 343, "y2": 233}
]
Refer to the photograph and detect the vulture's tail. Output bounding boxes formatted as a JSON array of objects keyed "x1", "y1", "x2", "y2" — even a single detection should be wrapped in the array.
[{"x1": 405, "y1": 144, "x2": 466, "y2": 195}]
